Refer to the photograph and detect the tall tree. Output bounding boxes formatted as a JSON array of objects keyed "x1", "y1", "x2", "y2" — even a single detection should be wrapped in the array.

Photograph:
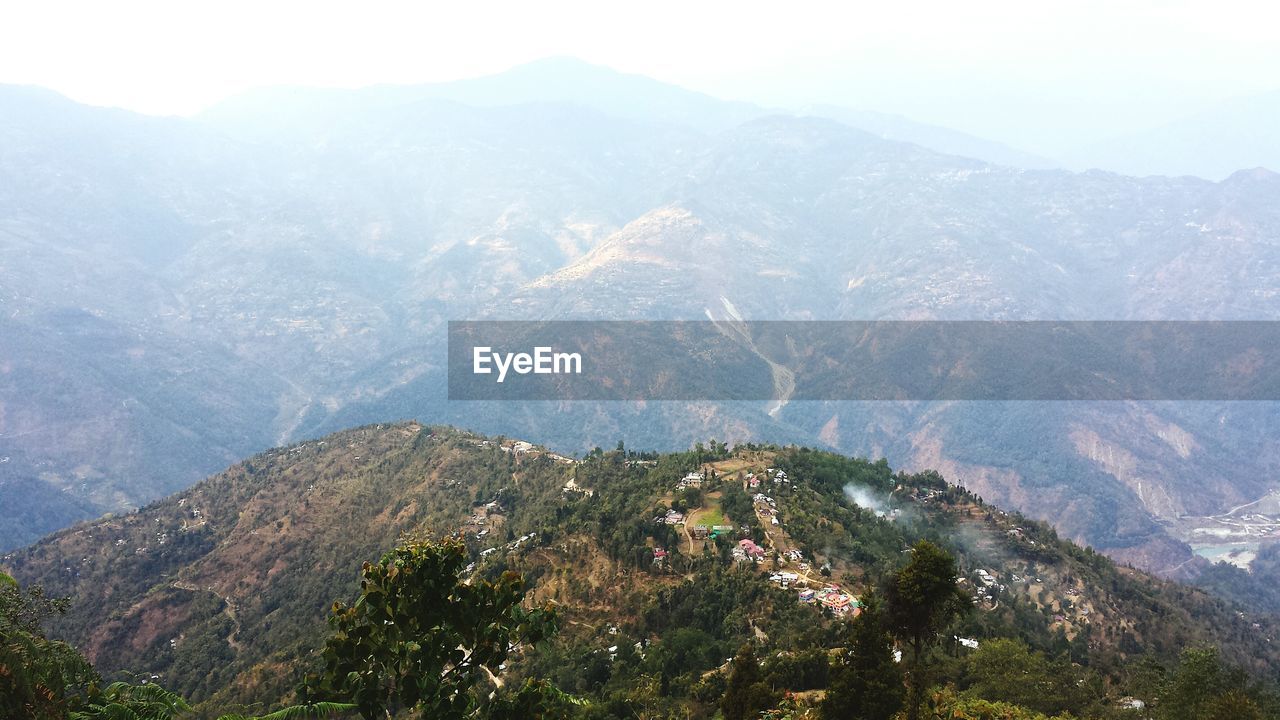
[
  {"x1": 721, "y1": 643, "x2": 777, "y2": 720},
  {"x1": 821, "y1": 595, "x2": 903, "y2": 720},
  {"x1": 883, "y1": 540, "x2": 970, "y2": 720},
  {"x1": 302, "y1": 536, "x2": 567, "y2": 720}
]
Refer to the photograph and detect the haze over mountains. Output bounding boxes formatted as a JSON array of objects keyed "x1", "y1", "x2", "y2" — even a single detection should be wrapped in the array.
[{"x1": 1, "y1": 58, "x2": 1278, "y2": 579}]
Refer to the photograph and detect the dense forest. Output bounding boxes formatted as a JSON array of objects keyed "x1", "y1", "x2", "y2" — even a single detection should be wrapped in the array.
[{"x1": 4, "y1": 423, "x2": 1279, "y2": 718}]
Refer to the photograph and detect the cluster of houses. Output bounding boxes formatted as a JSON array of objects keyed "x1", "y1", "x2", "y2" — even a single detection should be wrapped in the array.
[
  {"x1": 746, "y1": 468, "x2": 790, "y2": 490},
  {"x1": 471, "y1": 436, "x2": 577, "y2": 464},
  {"x1": 1005, "y1": 526, "x2": 1039, "y2": 548},
  {"x1": 768, "y1": 571, "x2": 801, "y2": 588},
  {"x1": 964, "y1": 568, "x2": 1007, "y2": 604},
  {"x1": 658, "y1": 509, "x2": 685, "y2": 525},
  {"x1": 678, "y1": 471, "x2": 705, "y2": 489},
  {"x1": 798, "y1": 585, "x2": 860, "y2": 616},
  {"x1": 753, "y1": 493, "x2": 780, "y2": 526},
  {"x1": 780, "y1": 548, "x2": 810, "y2": 571},
  {"x1": 477, "y1": 531, "x2": 539, "y2": 561},
  {"x1": 733, "y1": 539, "x2": 767, "y2": 563},
  {"x1": 468, "y1": 500, "x2": 506, "y2": 531}
]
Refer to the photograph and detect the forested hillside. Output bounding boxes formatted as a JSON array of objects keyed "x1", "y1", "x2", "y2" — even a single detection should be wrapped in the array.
[{"x1": 5, "y1": 424, "x2": 1279, "y2": 718}]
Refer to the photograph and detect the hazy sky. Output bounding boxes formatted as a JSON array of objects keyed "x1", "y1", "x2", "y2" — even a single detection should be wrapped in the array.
[{"x1": 3, "y1": 0, "x2": 1278, "y2": 155}]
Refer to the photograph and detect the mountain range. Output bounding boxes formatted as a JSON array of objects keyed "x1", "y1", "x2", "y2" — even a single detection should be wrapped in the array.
[{"x1": 1, "y1": 59, "x2": 1278, "y2": 582}]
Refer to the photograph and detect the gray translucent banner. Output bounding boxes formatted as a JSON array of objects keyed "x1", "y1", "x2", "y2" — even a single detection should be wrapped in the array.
[{"x1": 447, "y1": 321, "x2": 1280, "y2": 401}]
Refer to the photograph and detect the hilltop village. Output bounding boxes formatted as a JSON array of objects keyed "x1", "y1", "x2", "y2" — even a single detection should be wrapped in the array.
[{"x1": 457, "y1": 436, "x2": 1091, "y2": 643}]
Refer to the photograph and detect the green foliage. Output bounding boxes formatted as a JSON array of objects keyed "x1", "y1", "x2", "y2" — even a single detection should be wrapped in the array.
[
  {"x1": 961, "y1": 639, "x2": 1094, "y2": 717},
  {"x1": 214, "y1": 701, "x2": 359, "y2": 720},
  {"x1": 70, "y1": 681, "x2": 193, "y2": 720},
  {"x1": 720, "y1": 644, "x2": 777, "y2": 720},
  {"x1": 884, "y1": 540, "x2": 970, "y2": 720},
  {"x1": 10, "y1": 431, "x2": 1280, "y2": 718},
  {"x1": 1, "y1": 578, "x2": 97, "y2": 720},
  {"x1": 821, "y1": 596, "x2": 903, "y2": 720},
  {"x1": 920, "y1": 687, "x2": 1075, "y2": 720},
  {"x1": 301, "y1": 536, "x2": 562, "y2": 719},
  {"x1": 1157, "y1": 647, "x2": 1265, "y2": 720}
]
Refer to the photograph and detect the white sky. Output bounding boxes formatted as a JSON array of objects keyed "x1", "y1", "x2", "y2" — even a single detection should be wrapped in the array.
[{"x1": 2, "y1": 0, "x2": 1278, "y2": 154}]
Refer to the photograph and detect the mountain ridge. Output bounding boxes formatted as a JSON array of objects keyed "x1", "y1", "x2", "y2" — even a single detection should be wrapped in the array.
[
  {"x1": 2, "y1": 66, "x2": 1279, "y2": 582},
  {"x1": 6, "y1": 423, "x2": 1280, "y2": 717}
]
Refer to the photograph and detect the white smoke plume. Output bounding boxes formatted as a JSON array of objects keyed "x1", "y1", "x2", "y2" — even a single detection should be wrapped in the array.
[{"x1": 843, "y1": 484, "x2": 890, "y2": 518}]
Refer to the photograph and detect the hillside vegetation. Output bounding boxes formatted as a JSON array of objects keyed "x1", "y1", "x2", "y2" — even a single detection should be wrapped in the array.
[{"x1": 5, "y1": 423, "x2": 1279, "y2": 718}]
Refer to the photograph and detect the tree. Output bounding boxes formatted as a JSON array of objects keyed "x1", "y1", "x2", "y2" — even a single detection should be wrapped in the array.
[
  {"x1": 3, "y1": 573, "x2": 351, "y2": 720},
  {"x1": 1158, "y1": 647, "x2": 1261, "y2": 720},
  {"x1": 883, "y1": 541, "x2": 970, "y2": 720},
  {"x1": 919, "y1": 687, "x2": 1074, "y2": 720},
  {"x1": 821, "y1": 595, "x2": 903, "y2": 720},
  {"x1": 1, "y1": 573, "x2": 96, "y2": 720},
  {"x1": 963, "y1": 638, "x2": 1089, "y2": 716},
  {"x1": 721, "y1": 644, "x2": 777, "y2": 720},
  {"x1": 302, "y1": 536, "x2": 565, "y2": 719}
]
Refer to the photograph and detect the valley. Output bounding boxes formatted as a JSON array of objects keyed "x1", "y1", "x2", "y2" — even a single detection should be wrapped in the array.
[{"x1": 1171, "y1": 489, "x2": 1280, "y2": 569}]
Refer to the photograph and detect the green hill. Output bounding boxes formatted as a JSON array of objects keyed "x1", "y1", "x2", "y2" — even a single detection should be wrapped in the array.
[{"x1": 5, "y1": 422, "x2": 1279, "y2": 718}]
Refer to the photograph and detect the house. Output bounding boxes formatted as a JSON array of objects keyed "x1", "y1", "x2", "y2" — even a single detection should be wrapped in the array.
[
  {"x1": 653, "y1": 547, "x2": 668, "y2": 563},
  {"x1": 562, "y1": 478, "x2": 595, "y2": 497},
  {"x1": 821, "y1": 593, "x2": 856, "y2": 615},
  {"x1": 738, "y1": 539, "x2": 765, "y2": 558},
  {"x1": 663, "y1": 510, "x2": 685, "y2": 525},
  {"x1": 692, "y1": 525, "x2": 710, "y2": 539},
  {"x1": 798, "y1": 589, "x2": 816, "y2": 603},
  {"x1": 679, "y1": 471, "x2": 704, "y2": 488},
  {"x1": 747, "y1": 474, "x2": 761, "y2": 489}
]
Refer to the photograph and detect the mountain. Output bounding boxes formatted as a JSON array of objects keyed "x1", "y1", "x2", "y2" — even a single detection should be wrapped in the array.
[
  {"x1": 1068, "y1": 89, "x2": 1280, "y2": 180},
  {"x1": 801, "y1": 104, "x2": 1058, "y2": 170},
  {"x1": 5, "y1": 424, "x2": 1279, "y2": 717},
  {"x1": 2, "y1": 65, "x2": 1279, "y2": 582},
  {"x1": 201, "y1": 57, "x2": 1054, "y2": 169}
]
